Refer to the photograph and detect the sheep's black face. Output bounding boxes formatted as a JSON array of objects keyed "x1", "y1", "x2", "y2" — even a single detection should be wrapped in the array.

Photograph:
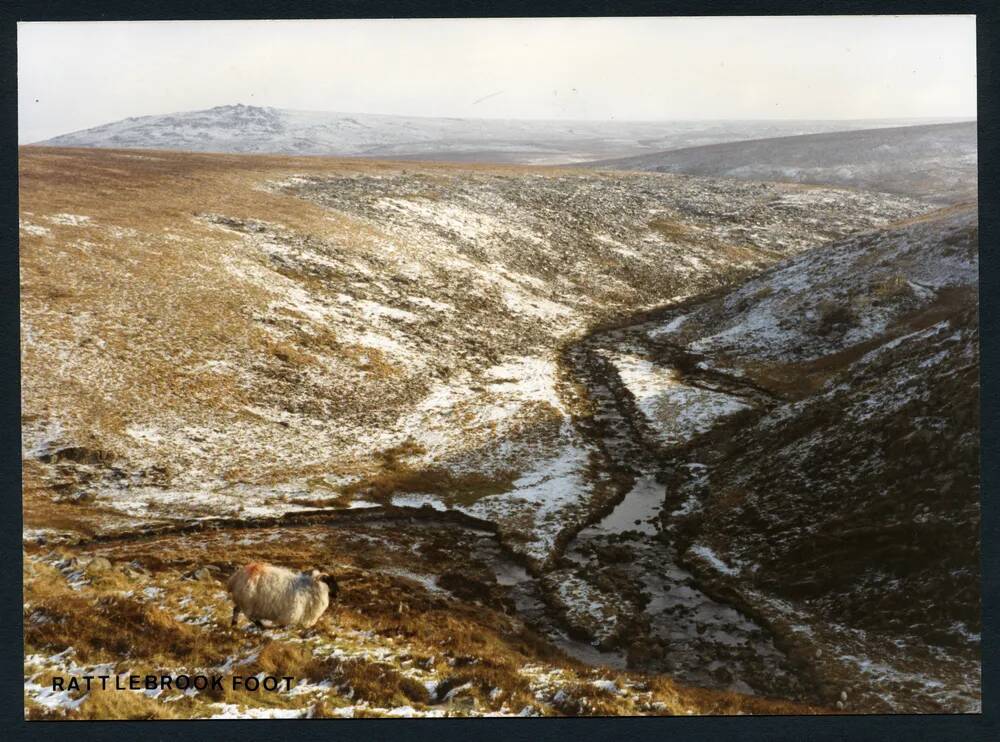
[{"x1": 321, "y1": 574, "x2": 339, "y2": 598}]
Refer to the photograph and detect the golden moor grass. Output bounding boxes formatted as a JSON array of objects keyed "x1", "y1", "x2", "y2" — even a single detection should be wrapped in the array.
[
  {"x1": 21, "y1": 146, "x2": 429, "y2": 494},
  {"x1": 26, "y1": 592, "x2": 233, "y2": 667},
  {"x1": 332, "y1": 657, "x2": 431, "y2": 707},
  {"x1": 648, "y1": 217, "x2": 699, "y2": 243}
]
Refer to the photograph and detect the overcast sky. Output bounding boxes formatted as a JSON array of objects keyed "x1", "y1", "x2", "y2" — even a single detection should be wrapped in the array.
[{"x1": 18, "y1": 16, "x2": 977, "y2": 143}]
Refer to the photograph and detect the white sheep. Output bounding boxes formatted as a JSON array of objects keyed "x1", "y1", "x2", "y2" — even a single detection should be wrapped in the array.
[{"x1": 227, "y1": 562, "x2": 339, "y2": 629}]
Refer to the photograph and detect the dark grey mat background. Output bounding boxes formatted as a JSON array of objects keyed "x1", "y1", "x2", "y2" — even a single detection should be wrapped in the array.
[{"x1": 1, "y1": 1, "x2": 995, "y2": 739}]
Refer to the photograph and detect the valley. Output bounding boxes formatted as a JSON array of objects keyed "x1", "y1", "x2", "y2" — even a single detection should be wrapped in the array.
[{"x1": 20, "y1": 145, "x2": 979, "y2": 717}]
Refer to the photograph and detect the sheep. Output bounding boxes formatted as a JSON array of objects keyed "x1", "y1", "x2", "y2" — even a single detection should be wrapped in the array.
[{"x1": 227, "y1": 561, "x2": 339, "y2": 629}]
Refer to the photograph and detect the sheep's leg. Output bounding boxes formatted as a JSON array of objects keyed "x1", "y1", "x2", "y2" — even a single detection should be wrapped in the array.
[{"x1": 231, "y1": 605, "x2": 241, "y2": 627}]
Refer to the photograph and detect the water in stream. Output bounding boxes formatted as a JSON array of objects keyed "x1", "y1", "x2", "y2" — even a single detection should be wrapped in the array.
[
  {"x1": 556, "y1": 468, "x2": 806, "y2": 698},
  {"x1": 540, "y1": 329, "x2": 809, "y2": 699}
]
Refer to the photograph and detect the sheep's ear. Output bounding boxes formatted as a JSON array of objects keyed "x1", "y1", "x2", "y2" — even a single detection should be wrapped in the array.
[{"x1": 310, "y1": 569, "x2": 321, "y2": 578}]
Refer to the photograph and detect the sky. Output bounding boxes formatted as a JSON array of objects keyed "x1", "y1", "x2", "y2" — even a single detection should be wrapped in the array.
[{"x1": 18, "y1": 16, "x2": 977, "y2": 143}]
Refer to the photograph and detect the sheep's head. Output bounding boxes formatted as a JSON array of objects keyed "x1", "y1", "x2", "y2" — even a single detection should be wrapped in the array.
[{"x1": 312, "y1": 570, "x2": 340, "y2": 599}]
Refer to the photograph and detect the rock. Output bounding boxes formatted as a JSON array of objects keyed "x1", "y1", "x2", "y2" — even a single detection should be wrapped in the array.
[{"x1": 38, "y1": 445, "x2": 112, "y2": 466}]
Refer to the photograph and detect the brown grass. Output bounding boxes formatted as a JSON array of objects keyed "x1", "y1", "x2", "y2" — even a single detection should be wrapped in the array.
[
  {"x1": 18, "y1": 146, "x2": 446, "y2": 502},
  {"x1": 649, "y1": 218, "x2": 698, "y2": 243},
  {"x1": 872, "y1": 275, "x2": 915, "y2": 302},
  {"x1": 342, "y1": 461, "x2": 517, "y2": 507},
  {"x1": 267, "y1": 339, "x2": 317, "y2": 367},
  {"x1": 333, "y1": 658, "x2": 431, "y2": 707},
  {"x1": 21, "y1": 147, "x2": 833, "y2": 718},
  {"x1": 26, "y1": 588, "x2": 234, "y2": 668}
]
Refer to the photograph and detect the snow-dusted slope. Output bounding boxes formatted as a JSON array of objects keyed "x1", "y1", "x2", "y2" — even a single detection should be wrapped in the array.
[
  {"x1": 35, "y1": 104, "x2": 953, "y2": 165},
  {"x1": 572, "y1": 205, "x2": 980, "y2": 712},
  {"x1": 586, "y1": 122, "x2": 978, "y2": 204},
  {"x1": 18, "y1": 148, "x2": 928, "y2": 567}
]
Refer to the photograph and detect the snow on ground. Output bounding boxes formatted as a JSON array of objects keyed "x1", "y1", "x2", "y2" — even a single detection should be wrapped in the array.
[
  {"x1": 24, "y1": 648, "x2": 116, "y2": 713},
  {"x1": 21, "y1": 418, "x2": 65, "y2": 460},
  {"x1": 605, "y1": 351, "x2": 751, "y2": 446},
  {"x1": 484, "y1": 356, "x2": 568, "y2": 414},
  {"x1": 46, "y1": 213, "x2": 92, "y2": 226},
  {"x1": 648, "y1": 313, "x2": 688, "y2": 338},
  {"x1": 687, "y1": 544, "x2": 741, "y2": 577},
  {"x1": 660, "y1": 209, "x2": 977, "y2": 367},
  {"x1": 397, "y1": 353, "x2": 567, "y2": 472},
  {"x1": 209, "y1": 704, "x2": 304, "y2": 719},
  {"x1": 501, "y1": 286, "x2": 576, "y2": 324},
  {"x1": 377, "y1": 198, "x2": 526, "y2": 244},
  {"x1": 464, "y1": 418, "x2": 596, "y2": 564},
  {"x1": 737, "y1": 585, "x2": 982, "y2": 714},
  {"x1": 19, "y1": 221, "x2": 52, "y2": 237},
  {"x1": 380, "y1": 568, "x2": 452, "y2": 596},
  {"x1": 86, "y1": 480, "x2": 353, "y2": 523}
]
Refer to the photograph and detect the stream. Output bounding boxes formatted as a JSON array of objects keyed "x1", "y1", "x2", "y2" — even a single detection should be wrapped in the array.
[{"x1": 530, "y1": 323, "x2": 809, "y2": 699}]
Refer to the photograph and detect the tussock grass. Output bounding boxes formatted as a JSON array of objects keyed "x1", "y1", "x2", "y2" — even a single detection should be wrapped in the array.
[
  {"x1": 26, "y1": 589, "x2": 234, "y2": 668},
  {"x1": 333, "y1": 658, "x2": 431, "y2": 707}
]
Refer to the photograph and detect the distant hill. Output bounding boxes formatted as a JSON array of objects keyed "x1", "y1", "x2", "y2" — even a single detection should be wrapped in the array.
[
  {"x1": 583, "y1": 121, "x2": 977, "y2": 204},
  {"x1": 33, "y1": 103, "x2": 960, "y2": 166}
]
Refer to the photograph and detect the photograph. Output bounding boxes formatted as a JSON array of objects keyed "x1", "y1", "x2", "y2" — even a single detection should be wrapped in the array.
[{"x1": 18, "y1": 14, "x2": 980, "y2": 719}]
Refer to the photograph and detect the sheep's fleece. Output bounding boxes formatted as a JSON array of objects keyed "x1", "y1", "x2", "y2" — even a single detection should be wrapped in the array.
[{"x1": 228, "y1": 562, "x2": 331, "y2": 628}]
